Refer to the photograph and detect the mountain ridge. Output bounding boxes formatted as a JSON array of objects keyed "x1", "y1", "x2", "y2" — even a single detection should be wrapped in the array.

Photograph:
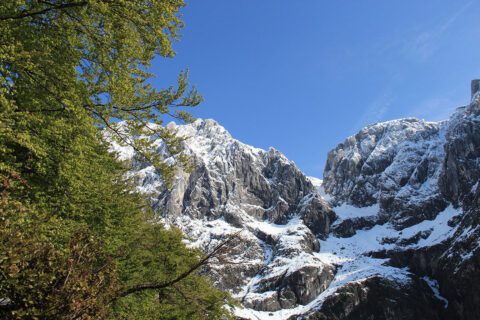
[{"x1": 110, "y1": 80, "x2": 480, "y2": 320}]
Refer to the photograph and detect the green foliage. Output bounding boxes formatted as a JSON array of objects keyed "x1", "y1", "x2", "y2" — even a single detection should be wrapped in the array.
[
  {"x1": 0, "y1": 194, "x2": 119, "y2": 320},
  {"x1": 0, "y1": 148, "x2": 234, "y2": 319},
  {"x1": 0, "y1": 1, "x2": 233, "y2": 319},
  {"x1": 0, "y1": 0, "x2": 201, "y2": 188},
  {"x1": 111, "y1": 225, "x2": 234, "y2": 320}
]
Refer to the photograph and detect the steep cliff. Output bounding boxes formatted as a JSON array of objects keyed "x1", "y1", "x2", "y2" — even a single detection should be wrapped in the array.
[
  {"x1": 111, "y1": 119, "x2": 336, "y2": 315},
  {"x1": 112, "y1": 81, "x2": 480, "y2": 320},
  {"x1": 316, "y1": 81, "x2": 480, "y2": 320}
]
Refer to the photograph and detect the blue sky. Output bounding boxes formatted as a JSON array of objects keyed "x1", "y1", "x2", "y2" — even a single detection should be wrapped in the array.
[{"x1": 150, "y1": 0, "x2": 480, "y2": 177}]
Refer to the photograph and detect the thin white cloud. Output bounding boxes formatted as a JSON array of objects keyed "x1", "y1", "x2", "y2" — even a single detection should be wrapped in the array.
[
  {"x1": 402, "y1": 1, "x2": 473, "y2": 60},
  {"x1": 352, "y1": 71, "x2": 405, "y2": 131},
  {"x1": 353, "y1": 92, "x2": 393, "y2": 132},
  {"x1": 409, "y1": 96, "x2": 465, "y2": 122}
]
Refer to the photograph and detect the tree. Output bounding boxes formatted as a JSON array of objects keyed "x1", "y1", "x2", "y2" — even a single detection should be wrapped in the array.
[
  {"x1": 0, "y1": 163, "x2": 235, "y2": 319},
  {"x1": 0, "y1": 196, "x2": 119, "y2": 319},
  {"x1": 0, "y1": 0, "x2": 200, "y2": 189},
  {"x1": 0, "y1": 1, "x2": 234, "y2": 319}
]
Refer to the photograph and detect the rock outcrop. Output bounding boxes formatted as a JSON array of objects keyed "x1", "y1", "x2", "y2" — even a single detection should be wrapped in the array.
[
  {"x1": 317, "y1": 81, "x2": 480, "y2": 320},
  {"x1": 295, "y1": 277, "x2": 445, "y2": 320},
  {"x1": 111, "y1": 119, "x2": 336, "y2": 313},
  {"x1": 323, "y1": 117, "x2": 448, "y2": 228},
  {"x1": 112, "y1": 81, "x2": 480, "y2": 320}
]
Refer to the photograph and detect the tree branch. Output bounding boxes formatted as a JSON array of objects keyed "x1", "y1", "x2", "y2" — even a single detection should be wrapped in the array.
[
  {"x1": 0, "y1": 2, "x2": 87, "y2": 21},
  {"x1": 115, "y1": 230, "x2": 242, "y2": 300}
]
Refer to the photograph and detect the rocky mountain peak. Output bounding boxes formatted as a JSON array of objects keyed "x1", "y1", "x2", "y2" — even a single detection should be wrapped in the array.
[
  {"x1": 115, "y1": 81, "x2": 480, "y2": 320},
  {"x1": 323, "y1": 117, "x2": 447, "y2": 228},
  {"x1": 471, "y1": 79, "x2": 480, "y2": 99}
]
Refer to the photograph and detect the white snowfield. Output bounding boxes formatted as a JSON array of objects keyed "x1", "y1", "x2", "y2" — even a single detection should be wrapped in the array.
[
  {"x1": 108, "y1": 118, "x2": 464, "y2": 320},
  {"x1": 234, "y1": 201, "x2": 461, "y2": 320}
]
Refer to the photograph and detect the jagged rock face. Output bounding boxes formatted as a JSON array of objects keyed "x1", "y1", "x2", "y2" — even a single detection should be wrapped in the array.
[
  {"x1": 153, "y1": 120, "x2": 316, "y2": 225},
  {"x1": 437, "y1": 209, "x2": 480, "y2": 320},
  {"x1": 408, "y1": 99, "x2": 480, "y2": 289},
  {"x1": 244, "y1": 264, "x2": 336, "y2": 312},
  {"x1": 295, "y1": 277, "x2": 445, "y2": 320},
  {"x1": 319, "y1": 83, "x2": 480, "y2": 320},
  {"x1": 298, "y1": 194, "x2": 336, "y2": 240},
  {"x1": 112, "y1": 81, "x2": 480, "y2": 320},
  {"x1": 112, "y1": 119, "x2": 336, "y2": 313},
  {"x1": 323, "y1": 118, "x2": 447, "y2": 228},
  {"x1": 380, "y1": 212, "x2": 480, "y2": 320},
  {"x1": 439, "y1": 98, "x2": 480, "y2": 206},
  {"x1": 332, "y1": 215, "x2": 381, "y2": 238}
]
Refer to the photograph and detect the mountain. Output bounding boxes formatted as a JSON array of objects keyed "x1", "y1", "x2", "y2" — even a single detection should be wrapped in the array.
[{"x1": 111, "y1": 80, "x2": 480, "y2": 320}]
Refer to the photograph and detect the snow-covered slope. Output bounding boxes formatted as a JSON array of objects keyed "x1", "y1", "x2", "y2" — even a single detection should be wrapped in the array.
[
  {"x1": 314, "y1": 81, "x2": 480, "y2": 320},
  {"x1": 111, "y1": 119, "x2": 338, "y2": 316},
  {"x1": 112, "y1": 81, "x2": 480, "y2": 320},
  {"x1": 324, "y1": 118, "x2": 448, "y2": 229}
]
